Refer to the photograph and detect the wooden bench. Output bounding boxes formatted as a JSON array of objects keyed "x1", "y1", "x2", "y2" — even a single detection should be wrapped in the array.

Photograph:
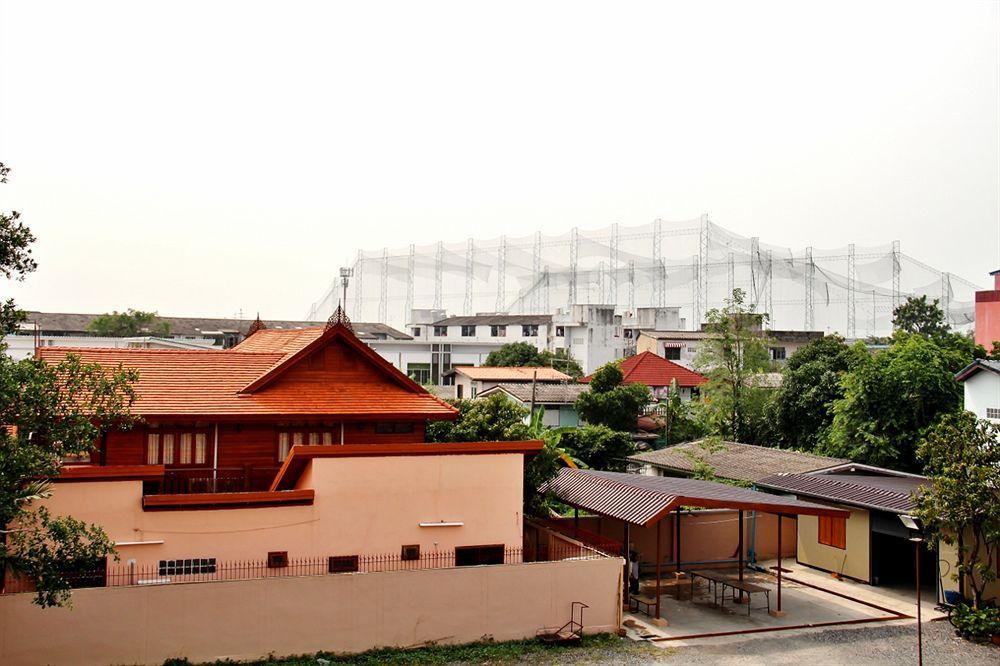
[{"x1": 629, "y1": 594, "x2": 657, "y2": 617}]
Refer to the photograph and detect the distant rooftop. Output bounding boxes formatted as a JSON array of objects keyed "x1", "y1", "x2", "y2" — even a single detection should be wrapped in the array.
[
  {"x1": 630, "y1": 440, "x2": 845, "y2": 483},
  {"x1": 955, "y1": 358, "x2": 1000, "y2": 382},
  {"x1": 447, "y1": 366, "x2": 573, "y2": 382},
  {"x1": 477, "y1": 382, "x2": 589, "y2": 404},
  {"x1": 432, "y1": 314, "x2": 553, "y2": 326},
  {"x1": 757, "y1": 463, "x2": 928, "y2": 514},
  {"x1": 18, "y1": 311, "x2": 412, "y2": 341}
]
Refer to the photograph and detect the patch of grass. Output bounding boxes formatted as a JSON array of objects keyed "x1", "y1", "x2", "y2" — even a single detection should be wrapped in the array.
[{"x1": 182, "y1": 632, "x2": 631, "y2": 665}]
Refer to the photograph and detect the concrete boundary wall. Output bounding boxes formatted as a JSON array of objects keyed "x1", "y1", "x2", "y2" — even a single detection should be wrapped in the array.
[{"x1": 0, "y1": 557, "x2": 623, "y2": 666}]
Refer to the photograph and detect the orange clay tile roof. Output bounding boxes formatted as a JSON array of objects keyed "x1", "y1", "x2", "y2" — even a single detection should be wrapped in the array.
[
  {"x1": 230, "y1": 327, "x2": 325, "y2": 355},
  {"x1": 449, "y1": 366, "x2": 573, "y2": 382},
  {"x1": 582, "y1": 351, "x2": 708, "y2": 388},
  {"x1": 36, "y1": 325, "x2": 457, "y2": 420}
]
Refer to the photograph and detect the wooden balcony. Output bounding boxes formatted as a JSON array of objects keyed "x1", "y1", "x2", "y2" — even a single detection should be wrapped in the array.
[{"x1": 142, "y1": 466, "x2": 281, "y2": 496}]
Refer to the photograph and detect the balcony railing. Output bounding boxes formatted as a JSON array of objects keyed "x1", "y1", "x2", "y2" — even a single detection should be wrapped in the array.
[{"x1": 143, "y1": 466, "x2": 280, "y2": 495}]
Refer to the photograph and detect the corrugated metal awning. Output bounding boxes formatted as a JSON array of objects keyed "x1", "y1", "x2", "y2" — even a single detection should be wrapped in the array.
[{"x1": 544, "y1": 469, "x2": 850, "y2": 526}]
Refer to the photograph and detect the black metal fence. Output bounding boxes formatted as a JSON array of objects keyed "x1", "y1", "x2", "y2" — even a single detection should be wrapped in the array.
[{"x1": 2, "y1": 545, "x2": 609, "y2": 595}]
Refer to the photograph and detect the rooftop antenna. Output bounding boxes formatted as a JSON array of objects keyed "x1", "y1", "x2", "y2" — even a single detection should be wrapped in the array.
[{"x1": 339, "y1": 267, "x2": 354, "y2": 313}]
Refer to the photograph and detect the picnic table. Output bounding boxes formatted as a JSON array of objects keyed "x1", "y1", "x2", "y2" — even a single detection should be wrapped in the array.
[
  {"x1": 686, "y1": 569, "x2": 772, "y2": 616},
  {"x1": 629, "y1": 593, "x2": 657, "y2": 617}
]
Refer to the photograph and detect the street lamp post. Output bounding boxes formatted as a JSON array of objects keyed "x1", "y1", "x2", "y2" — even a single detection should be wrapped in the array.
[{"x1": 899, "y1": 515, "x2": 924, "y2": 666}]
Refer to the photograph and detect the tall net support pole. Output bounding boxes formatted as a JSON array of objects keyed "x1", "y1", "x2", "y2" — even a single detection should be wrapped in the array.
[
  {"x1": 847, "y1": 243, "x2": 857, "y2": 338},
  {"x1": 941, "y1": 272, "x2": 951, "y2": 325},
  {"x1": 404, "y1": 244, "x2": 415, "y2": 324},
  {"x1": 699, "y1": 216, "x2": 710, "y2": 321},
  {"x1": 434, "y1": 241, "x2": 444, "y2": 310},
  {"x1": 872, "y1": 289, "x2": 877, "y2": 337},
  {"x1": 628, "y1": 260, "x2": 636, "y2": 314},
  {"x1": 464, "y1": 238, "x2": 474, "y2": 315},
  {"x1": 805, "y1": 246, "x2": 815, "y2": 331},
  {"x1": 610, "y1": 223, "x2": 620, "y2": 308},
  {"x1": 379, "y1": 247, "x2": 389, "y2": 324},
  {"x1": 764, "y1": 249, "x2": 774, "y2": 326},
  {"x1": 653, "y1": 219, "x2": 664, "y2": 307},
  {"x1": 532, "y1": 232, "x2": 542, "y2": 313},
  {"x1": 692, "y1": 255, "x2": 701, "y2": 327},
  {"x1": 891, "y1": 240, "x2": 901, "y2": 314},
  {"x1": 353, "y1": 251, "x2": 364, "y2": 319},
  {"x1": 542, "y1": 266, "x2": 550, "y2": 314},
  {"x1": 597, "y1": 261, "x2": 607, "y2": 304},
  {"x1": 496, "y1": 235, "x2": 507, "y2": 313},
  {"x1": 727, "y1": 251, "x2": 735, "y2": 297},
  {"x1": 749, "y1": 237, "x2": 760, "y2": 304},
  {"x1": 569, "y1": 227, "x2": 579, "y2": 307}
]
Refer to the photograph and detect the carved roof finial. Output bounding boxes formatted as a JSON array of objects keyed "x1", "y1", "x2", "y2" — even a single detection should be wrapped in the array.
[
  {"x1": 326, "y1": 305, "x2": 353, "y2": 332},
  {"x1": 245, "y1": 314, "x2": 267, "y2": 338}
]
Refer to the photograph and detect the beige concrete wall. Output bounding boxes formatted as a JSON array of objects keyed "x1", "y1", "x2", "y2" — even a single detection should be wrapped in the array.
[
  {"x1": 797, "y1": 505, "x2": 869, "y2": 583},
  {"x1": 938, "y1": 533, "x2": 1000, "y2": 604},
  {"x1": 34, "y1": 453, "x2": 525, "y2": 570},
  {"x1": 0, "y1": 557, "x2": 623, "y2": 666}
]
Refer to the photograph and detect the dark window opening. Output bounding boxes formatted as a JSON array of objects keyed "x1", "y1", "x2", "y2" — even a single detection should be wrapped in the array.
[
  {"x1": 329, "y1": 555, "x2": 359, "y2": 573},
  {"x1": 461, "y1": 325, "x2": 476, "y2": 337},
  {"x1": 401, "y1": 545, "x2": 421, "y2": 561},
  {"x1": 455, "y1": 544, "x2": 505, "y2": 567},
  {"x1": 375, "y1": 422, "x2": 415, "y2": 434},
  {"x1": 663, "y1": 347, "x2": 681, "y2": 360},
  {"x1": 159, "y1": 558, "x2": 217, "y2": 576},
  {"x1": 555, "y1": 326, "x2": 565, "y2": 337},
  {"x1": 433, "y1": 325, "x2": 448, "y2": 337},
  {"x1": 267, "y1": 551, "x2": 289, "y2": 568},
  {"x1": 522, "y1": 324, "x2": 539, "y2": 337}
]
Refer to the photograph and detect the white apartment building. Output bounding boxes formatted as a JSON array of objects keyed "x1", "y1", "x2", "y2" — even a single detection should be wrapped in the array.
[{"x1": 955, "y1": 359, "x2": 1000, "y2": 422}]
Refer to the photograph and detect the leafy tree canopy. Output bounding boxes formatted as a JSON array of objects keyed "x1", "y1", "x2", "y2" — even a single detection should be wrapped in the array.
[
  {"x1": 1, "y1": 163, "x2": 139, "y2": 606},
  {"x1": 694, "y1": 288, "x2": 774, "y2": 443},
  {"x1": 820, "y1": 334, "x2": 963, "y2": 471},
  {"x1": 892, "y1": 295, "x2": 950, "y2": 337},
  {"x1": 425, "y1": 393, "x2": 531, "y2": 443},
  {"x1": 771, "y1": 335, "x2": 865, "y2": 450},
  {"x1": 914, "y1": 412, "x2": 1000, "y2": 608},
  {"x1": 655, "y1": 383, "x2": 709, "y2": 447},
  {"x1": 87, "y1": 309, "x2": 171, "y2": 337},
  {"x1": 575, "y1": 361, "x2": 651, "y2": 432},
  {"x1": 559, "y1": 424, "x2": 636, "y2": 472},
  {"x1": 482, "y1": 342, "x2": 583, "y2": 379}
]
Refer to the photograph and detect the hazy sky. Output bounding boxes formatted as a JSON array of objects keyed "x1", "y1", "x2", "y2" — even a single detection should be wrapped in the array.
[{"x1": 1, "y1": 1, "x2": 998, "y2": 320}]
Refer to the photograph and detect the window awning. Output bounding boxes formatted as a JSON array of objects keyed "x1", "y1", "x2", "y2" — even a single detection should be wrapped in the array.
[{"x1": 544, "y1": 468, "x2": 850, "y2": 527}]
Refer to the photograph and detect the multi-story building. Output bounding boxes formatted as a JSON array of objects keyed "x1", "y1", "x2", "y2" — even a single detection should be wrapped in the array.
[
  {"x1": 974, "y1": 269, "x2": 1000, "y2": 350},
  {"x1": 637, "y1": 326, "x2": 823, "y2": 369}
]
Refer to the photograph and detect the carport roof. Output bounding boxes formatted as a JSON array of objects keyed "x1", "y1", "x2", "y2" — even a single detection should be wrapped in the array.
[{"x1": 544, "y1": 468, "x2": 850, "y2": 527}]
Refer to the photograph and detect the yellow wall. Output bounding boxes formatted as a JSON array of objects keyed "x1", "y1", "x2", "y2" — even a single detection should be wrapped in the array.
[
  {"x1": 0, "y1": 557, "x2": 623, "y2": 666},
  {"x1": 797, "y1": 505, "x2": 869, "y2": 582},
  {"x1": 938, "y1": 533, "x2": 1000, "y2": 604}
]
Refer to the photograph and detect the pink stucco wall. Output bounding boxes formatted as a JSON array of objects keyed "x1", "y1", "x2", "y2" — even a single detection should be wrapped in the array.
[
  {"x1": 0, "y1": 557, "x2": 623, "y2": 666},
  {"x1": 34, "y1": 453, "x2": 525, "y2": 570},
  {"x1": 975, "y1": 289, "x2": 1000, "y2": 349}
]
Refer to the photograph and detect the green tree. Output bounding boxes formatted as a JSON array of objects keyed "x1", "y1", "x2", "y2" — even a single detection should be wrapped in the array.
[
  {"x1": 694, "y1": 289, "x2": 773, "y2": 443},
  {"x1": 0, "y1": 162, "x2": 36, "y2": 335},
  {"x1": 87, "y1": 309, "x2": 171, "y2": 337},
  {"x1": 575, "y1": 362, "x2": 651, "y2": 432},
  {"x1": 482, "y1": 342, "x2": 583, "y2": 379},
  {"x1": 821, "y1": 334, "x2": 963, "y2": 471},
  {"x1": 656, "y1": 383, "x2": 708, "y2": 447},
  {"x1": 425, "y1": 393, "x2": 531, "y2": 443},
  {"x1": 1, "y1": 163, "x2": 140, "y2": 607},
  {"x1": 559, "y1": 425, "x2": 636, "y2": 472},
  {"x1": 892, "y1": 295, "x2": 950, "y2": 337},
  {"x1": 771, "y1": 335, "x2": 864, "y2": 450},
  {"x1": 914, "y1": 412, "x2": 1000, "y2": 609}
]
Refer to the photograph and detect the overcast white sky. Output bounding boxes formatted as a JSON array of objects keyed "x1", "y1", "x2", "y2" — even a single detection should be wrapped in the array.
[{"x1": 1, "y1": 1, "x2": 998, "y2": 320}]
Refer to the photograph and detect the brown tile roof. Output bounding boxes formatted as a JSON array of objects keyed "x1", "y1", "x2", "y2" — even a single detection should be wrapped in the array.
[
  {"x1": 478, "y1": 382, "x2": 589, "y2": 404},
  {"x1": 757, "y1": 466, "x2": 928, "y2": 514},
  {"x1": 35, "y1": 324, "x2": 456, "y2": 419},
  {"x1": 544, "y1": 468, "x2": 850, "y2": 526},
  {"x1": 449, "y1": 366, "x2": 573, "y2": 382},
  {"x1": 629, "y1": 440, "x2": 846, "y2": 483}
]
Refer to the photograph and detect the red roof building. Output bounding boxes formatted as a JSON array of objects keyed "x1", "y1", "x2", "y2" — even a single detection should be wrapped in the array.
[
  {"x1": 583, "y1": 351, "x2": 707, "y2": 400},
  {"x1": 37, "y1": 320, "x2": 457, "y2": 494}
]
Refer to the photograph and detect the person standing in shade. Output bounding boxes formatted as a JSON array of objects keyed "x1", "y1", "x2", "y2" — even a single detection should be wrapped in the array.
[{"x1": 629, "y1": 550, "x2": 641, "y2": 594}]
